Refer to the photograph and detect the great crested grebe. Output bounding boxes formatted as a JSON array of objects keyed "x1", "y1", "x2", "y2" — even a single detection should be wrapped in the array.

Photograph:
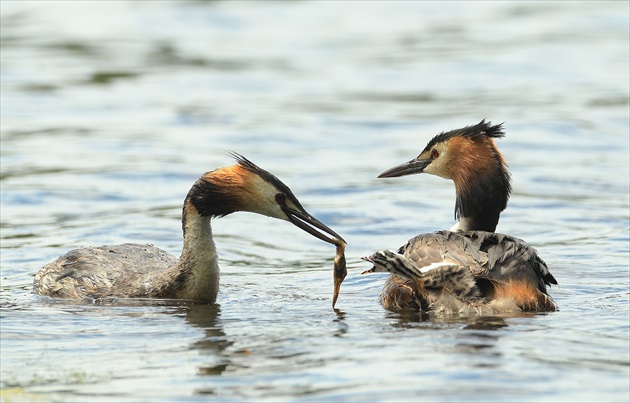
[
  {"x1": 33, "y1": 153, "x2": 344, "y2": 303},
  {"x1": 363, "y1": 120, "x2": 557, "y2": 314}
]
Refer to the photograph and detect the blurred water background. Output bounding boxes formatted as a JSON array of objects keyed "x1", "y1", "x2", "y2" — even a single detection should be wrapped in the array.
[{"x1": 1, "y1": 1, "x2": 629, "y2": 401}]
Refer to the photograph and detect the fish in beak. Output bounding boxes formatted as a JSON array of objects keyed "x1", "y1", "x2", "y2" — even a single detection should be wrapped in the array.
[{"x1": 282, "y1": 205, "x2": 346, "y2": 245}]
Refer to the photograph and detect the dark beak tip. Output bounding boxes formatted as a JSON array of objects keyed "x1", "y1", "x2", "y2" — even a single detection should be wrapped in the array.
[
  {"x1": 378, "y1": 158, "x2": 429, "y2": 179},
  {"x1": 286, "y1": 208, "x2": 345, "y2": 245},
  {"x1": 377, "y1": 167, "x2": 402, "y2": 178}
]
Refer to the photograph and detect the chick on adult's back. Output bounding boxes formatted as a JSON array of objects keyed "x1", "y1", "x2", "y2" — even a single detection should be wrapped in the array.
[
  {"x1": 365, "y1": 120, "x2": 557, "y2": 313},
  {"x1": 34, "y1": 154, "x2": 344, "y2": 303}
]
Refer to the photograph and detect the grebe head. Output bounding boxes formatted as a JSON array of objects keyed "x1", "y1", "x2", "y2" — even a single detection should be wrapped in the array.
[
  {"x1": 361, "y1": 250, "x2": 418, "y2": 278},
  {"x1": 185, "y1": 153, "x2": 344, "y2": 244},
  {"x1": 378, "y1": 120, "x2": 512, "y2": 232}
]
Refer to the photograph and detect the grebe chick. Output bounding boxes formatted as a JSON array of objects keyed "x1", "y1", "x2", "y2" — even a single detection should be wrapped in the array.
[
  {"x1": 33, "y1": 154, "x2": 345, "y2": 303},
  {"x1": 373, "y1": 120, "x2": 557, "y2": 313},
  {"x1": 362, "y1": 233, "x2": 556, "y2": 314}
]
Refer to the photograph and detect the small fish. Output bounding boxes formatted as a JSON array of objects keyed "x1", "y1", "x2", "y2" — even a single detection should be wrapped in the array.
[{"x1": 332, "y1": 238, "x2": 347, "y2": 309}]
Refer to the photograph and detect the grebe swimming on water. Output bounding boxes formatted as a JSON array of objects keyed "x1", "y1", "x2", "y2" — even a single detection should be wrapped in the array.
[
  {"x1": 363, "y1": 120, "x2": 557, "y2": 313},
  {"x1": 33, "y1": 154, "x2": 344, "y2": 303}
]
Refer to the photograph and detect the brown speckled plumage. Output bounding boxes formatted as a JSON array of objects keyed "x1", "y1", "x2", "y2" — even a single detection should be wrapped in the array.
[
  {"x1": 34, "y1": 244, "x2": 181, "y2": 299},
  {"x1": 366, "y1": 231, "x2": 557, "y2": 313}
]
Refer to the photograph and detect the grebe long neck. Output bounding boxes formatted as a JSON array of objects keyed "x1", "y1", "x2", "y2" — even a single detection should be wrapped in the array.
[
  {"x1": 451, "y1": 177, "x2": 508, "y2": 233},
  {"x1": 450, "y1": 138, "x2": 511, "y2": 233},
  {"x1": 149, "y1": 201, "x2": 219, "y2": 302},
  {"x1": 176, "y1": 202, "x2": 220, "y2": 301}
]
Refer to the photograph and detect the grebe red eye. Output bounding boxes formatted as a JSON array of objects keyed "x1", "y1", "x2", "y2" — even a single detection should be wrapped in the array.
[
  {"x1": 431, "y1": 149, "x2": 439, "y2": 159},
  {"x1": 275, "y1": 193, "x2": 286, "y2": 204}
]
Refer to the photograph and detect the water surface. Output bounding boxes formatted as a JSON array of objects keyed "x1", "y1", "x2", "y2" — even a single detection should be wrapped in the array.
[{"x1": 1, "y1": 1, "x2": 629, "y2": 401}]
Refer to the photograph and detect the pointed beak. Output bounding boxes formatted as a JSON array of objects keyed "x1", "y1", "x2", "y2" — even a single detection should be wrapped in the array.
[
  {"x1": 377, "y1": 158, "x2": 431, "y2": 178},
  {"x1": 360, "y1": 255, "x2": 376, "y2": 274},
  {"x1": 282, "y1": 206, "x2": 345, "y2": 245}
]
